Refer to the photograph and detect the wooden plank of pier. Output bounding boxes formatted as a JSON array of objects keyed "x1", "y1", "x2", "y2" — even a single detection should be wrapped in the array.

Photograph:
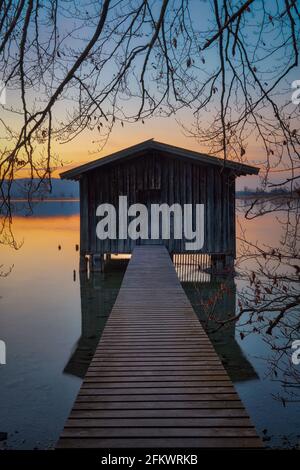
[{"x1": 57, "y1": 246, "x2": 262, "y2": 449}]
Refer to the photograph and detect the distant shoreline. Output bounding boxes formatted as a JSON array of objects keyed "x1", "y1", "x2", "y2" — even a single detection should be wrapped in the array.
[
  {"x1": 3, "y1": 194, "x2": 296, "y2": 203},
  {"x1": 237, "y1": 193, "x2": 297, "y2": 200},
  {"x1": 4, "y1": 198, "x2": 80, "y2": 203}
]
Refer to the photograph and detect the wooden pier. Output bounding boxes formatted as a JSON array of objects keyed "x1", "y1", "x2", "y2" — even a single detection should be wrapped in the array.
[{"x1": 57, "y1": 246, "x2": 261, "y2": 448}]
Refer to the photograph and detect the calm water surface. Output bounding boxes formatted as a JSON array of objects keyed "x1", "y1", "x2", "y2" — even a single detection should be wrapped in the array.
[{"x1": 0, "y1": 200, "x2": 299, "y2": 449}]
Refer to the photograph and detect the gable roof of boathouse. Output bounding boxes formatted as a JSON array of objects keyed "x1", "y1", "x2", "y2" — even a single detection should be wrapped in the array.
[{"x1": 60, "y1": 139, "x2": 259, "y2": 180}]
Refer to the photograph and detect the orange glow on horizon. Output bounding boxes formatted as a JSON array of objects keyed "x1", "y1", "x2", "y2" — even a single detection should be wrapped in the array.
[{"x1": 12, "y1": 122, "x2": 263, "y2": 181}]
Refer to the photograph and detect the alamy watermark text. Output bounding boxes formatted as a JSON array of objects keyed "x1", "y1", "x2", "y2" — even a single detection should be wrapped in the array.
[{"x1": 96, "y1": 196, "x2": 204, "y2": 250}]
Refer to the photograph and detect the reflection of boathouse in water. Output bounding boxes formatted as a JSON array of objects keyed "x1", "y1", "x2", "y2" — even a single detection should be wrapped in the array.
[
  {"x1": 63, "y1": 261, "x2": 127, "y2": 378},
  {"x1": 64, "y1": 259, "x2": 257, "y2": 383},
  {"x1": 176, "y1": 259, "x2": 258, "y2": 383}
]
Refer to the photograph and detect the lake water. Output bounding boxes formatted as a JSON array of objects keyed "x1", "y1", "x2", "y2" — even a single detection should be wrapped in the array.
[{"x1": 0, "y1": 200, "x2": 299, "y2": 449}]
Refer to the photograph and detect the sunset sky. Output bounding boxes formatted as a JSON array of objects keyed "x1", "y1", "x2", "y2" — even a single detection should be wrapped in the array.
[
  {"x1": 16, "y1": 116, "x2": 289, "y2": 190},
  {"x1": 2, "y1": 0, "x2": 298, "y2": 191},
  {"x1": 8, "y1": 104, "x2": 274, "y2": 190}
]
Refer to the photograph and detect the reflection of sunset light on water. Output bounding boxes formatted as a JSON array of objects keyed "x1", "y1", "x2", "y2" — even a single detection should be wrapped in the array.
[
  {"x1": 10, "y1": 214, "x2": 79, "y2": 233},
  {"x1": 1, "y1": 214, "x2": 80, "y2": 279}
]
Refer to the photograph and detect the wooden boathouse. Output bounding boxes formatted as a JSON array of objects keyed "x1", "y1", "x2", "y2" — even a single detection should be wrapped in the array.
[{"x1": 60, "y1": 140, "x2": 259, "y2": 272}]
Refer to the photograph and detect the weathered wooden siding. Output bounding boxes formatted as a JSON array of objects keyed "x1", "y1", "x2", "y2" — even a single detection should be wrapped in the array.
[{"x1": 80, "y1": 151, "x2": 236, "y2": 256}]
